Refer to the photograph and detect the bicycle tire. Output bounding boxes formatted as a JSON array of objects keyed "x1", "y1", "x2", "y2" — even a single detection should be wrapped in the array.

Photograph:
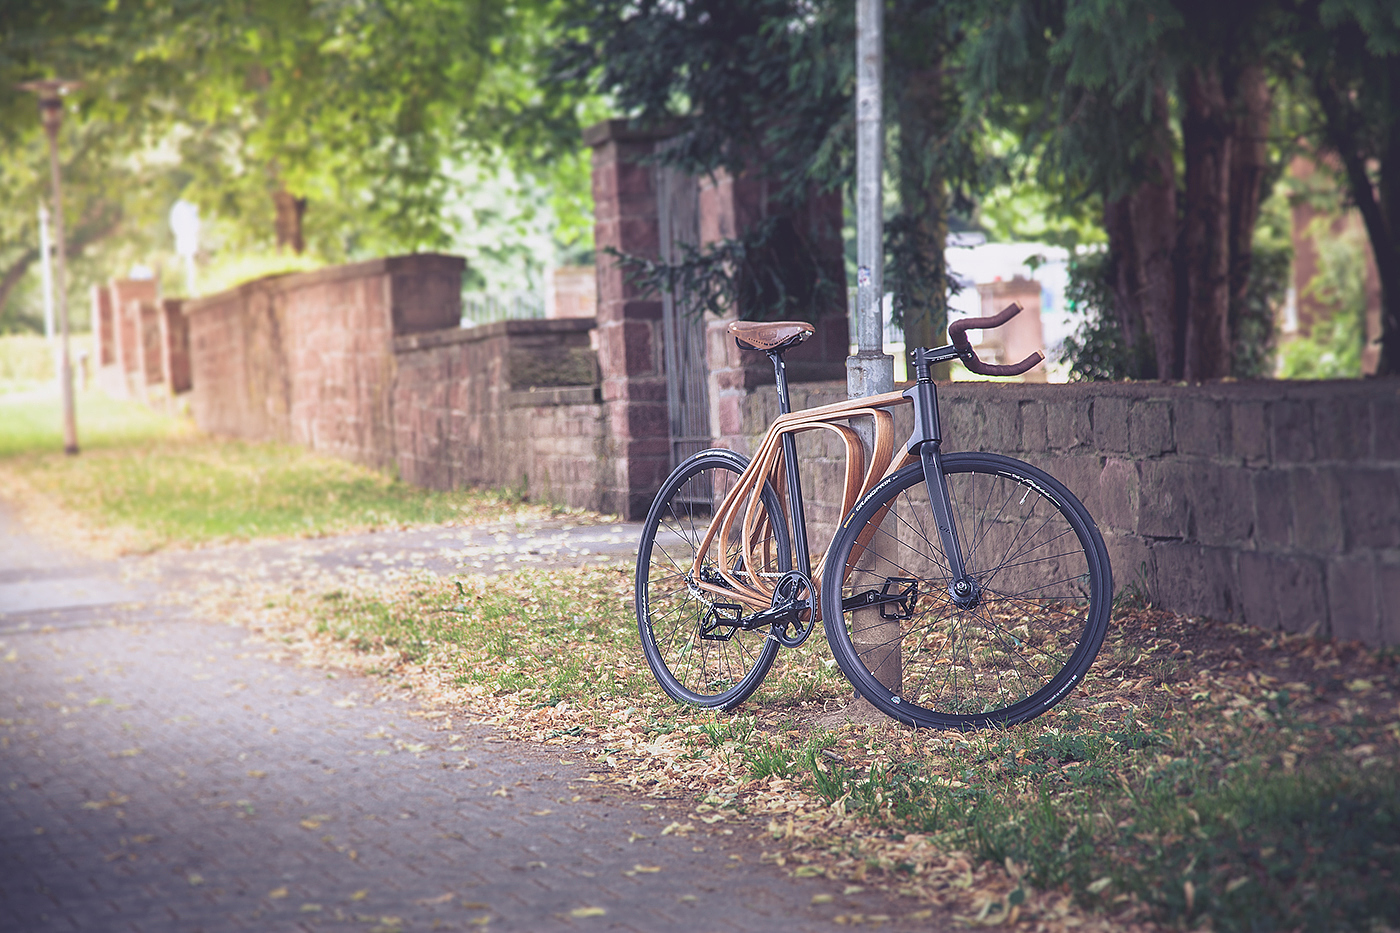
[
  {"x1": 820, "y1": 453, "x2": 1111, "y2": 729},
  {"x1": 636, "y1": 449, "x2": 791, "y2": 710}
]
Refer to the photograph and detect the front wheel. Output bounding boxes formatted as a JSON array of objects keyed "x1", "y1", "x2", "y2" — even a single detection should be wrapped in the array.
[
  {"x1": 636, "y1": 450, "x2": 792, "y2": 710},
  {"x1": 820, "y1": 453, "x2": 1111, "y2": 729}
]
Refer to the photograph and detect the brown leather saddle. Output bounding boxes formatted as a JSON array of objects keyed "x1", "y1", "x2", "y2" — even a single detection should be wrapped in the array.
[{"x1": 726, "y1": 320, "x2": 814, "y2": 353}]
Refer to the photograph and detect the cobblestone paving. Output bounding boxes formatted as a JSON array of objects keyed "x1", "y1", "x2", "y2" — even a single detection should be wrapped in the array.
[
  {"x1": 1, "y1": 507, "x2": 938, "y2": 932},
  {"x1": 135, "y1": 519, "x2": 644, "y2": 592}
]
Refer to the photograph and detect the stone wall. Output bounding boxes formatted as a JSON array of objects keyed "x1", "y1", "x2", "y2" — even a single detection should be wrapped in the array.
[
  {"x1": 736, "y1": 379, "x2": 1400, "y2": 646},
  {"x1": 184, "y1": 254, "x2": 464, "y2": 470},
  {"x1": 392, "y1": 319, "x2": 606, "y2": 510},
  {"x1": 184, "y1": 255, "x2": 612, "y2": 513}
]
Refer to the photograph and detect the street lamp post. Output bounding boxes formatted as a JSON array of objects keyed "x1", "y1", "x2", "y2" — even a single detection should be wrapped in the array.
[
  {"x1": 18, "y1": 78, "x2": 82, "y2": 455},
  {"x1": 846, "y1": 0, "x2": 900, "y2": 708},
  {"x1": 847, "y1": 0, "x2": 893, "y2": 402}
]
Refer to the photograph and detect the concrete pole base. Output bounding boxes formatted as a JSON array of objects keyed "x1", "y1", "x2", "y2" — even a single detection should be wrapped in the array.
[{"x1": 846, "y1": 351, "x2": 894, "y2": 399}]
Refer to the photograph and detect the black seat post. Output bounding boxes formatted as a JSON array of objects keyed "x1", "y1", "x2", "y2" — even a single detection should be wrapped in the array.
[
  {"x1": 767, "y1": 348, "x2": 809, "y2": 578},
  {"x1": 769, "y1": 350, "x2": 793, "y2": 415}
]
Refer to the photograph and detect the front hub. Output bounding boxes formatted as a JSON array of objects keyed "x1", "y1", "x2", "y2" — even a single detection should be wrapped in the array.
[{"x1": 949, "y1": 576, "x2": 981, "y2": 611}]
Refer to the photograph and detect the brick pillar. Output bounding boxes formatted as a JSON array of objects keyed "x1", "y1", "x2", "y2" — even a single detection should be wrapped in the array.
[
  {"x1": 701, "y1": 172, "x2": 849, "y2": 453},
  {"x1": 91, "y1": 285, "x2": 115, "y2": 366},
  {"x1": 158, "y1": 298, "x2": 192, "y2": 394},
  {"x1": 586, "y1": 120, "x2": 672, "y2": 520},
  {"x1": 107, "y1": 279, "x2": 156, "y2": 400}
]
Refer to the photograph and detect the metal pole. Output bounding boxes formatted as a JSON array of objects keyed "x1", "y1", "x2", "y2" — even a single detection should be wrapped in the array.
[
  {"x1": 20, "y1": 79, "x2": 81, "y2": 455},
  {"x1": 46, "y1": 105, "x2": 78, "y2": 455},
  {"x1": 38, "y1": 203, "x2": 55, "y2": 341},
  {"x1": 847, "y1": 0, "x2": 893, "y2": 401},
  {"x1": 846, "y1": 0, "x2": 900, "y2": 709}
]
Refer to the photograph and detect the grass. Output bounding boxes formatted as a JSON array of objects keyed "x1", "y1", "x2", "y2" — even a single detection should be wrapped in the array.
[
  {"x1": 0, "y1": 386, "x2": 581, "y2": 552},
  {"x1": 0, "y1": 334, "x2": 94, "y2": 395},
  {"x1": 0, "y1": 385, "x2": 185, "y2": 457},
  {"x1": 257, "y1": 568, "x2": 1400, "y2": 933}
]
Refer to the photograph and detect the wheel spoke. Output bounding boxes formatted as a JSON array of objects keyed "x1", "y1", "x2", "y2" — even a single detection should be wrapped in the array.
[
  {"x1": 826, "y1": 456, "x2": 1109, "y2": 728},
  {"x1": 637, "y1": 454, "x2": 787, "y2": 708}
]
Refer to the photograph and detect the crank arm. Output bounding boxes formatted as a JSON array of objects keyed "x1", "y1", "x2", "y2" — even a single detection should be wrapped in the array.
[{"x1": 842, "y1": 577, "x2": 918, "y2": 619}]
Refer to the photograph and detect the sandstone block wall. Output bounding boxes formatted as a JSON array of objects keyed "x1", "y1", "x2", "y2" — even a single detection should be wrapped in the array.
[
  {"x1": 184, "y1": 254, "x2": 464, "y2": 469},
  {"x1": 392, "y1": 319, "x2": 606, "y2": 510},
  {"x1": 185, "y1": 255, "x2": 612, "y2": 513},
  {"x1": 737, "y1": 379, "x2": 1400, "y2": 646}
]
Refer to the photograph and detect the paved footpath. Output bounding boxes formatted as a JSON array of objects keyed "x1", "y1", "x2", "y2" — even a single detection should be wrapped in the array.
[{"x1": 1, "y1": 506, "x2": 938, "y2": 933}]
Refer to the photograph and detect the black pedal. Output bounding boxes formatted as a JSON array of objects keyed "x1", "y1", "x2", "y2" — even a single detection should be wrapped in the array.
[
  {"x1": 879, "y1": 577, "x2": 918, "y2": 620},
  {"x1": 699, "y1": 603, "x2": 745, "y2": 641}
]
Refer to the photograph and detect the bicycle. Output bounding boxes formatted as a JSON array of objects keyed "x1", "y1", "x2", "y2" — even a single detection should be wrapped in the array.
[{"x1": 634, "y1": 304, "x2": 1112, "y2": 729}]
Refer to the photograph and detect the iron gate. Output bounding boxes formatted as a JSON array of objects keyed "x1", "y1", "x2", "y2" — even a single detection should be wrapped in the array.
[{"x1": 655, "y1": 158, "x2": 711, "y2": 471}]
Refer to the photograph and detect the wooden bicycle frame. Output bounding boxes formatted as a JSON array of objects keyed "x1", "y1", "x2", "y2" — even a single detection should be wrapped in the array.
[{"x1": 690, "y1": 388, "x2": 920, "y2": 616}]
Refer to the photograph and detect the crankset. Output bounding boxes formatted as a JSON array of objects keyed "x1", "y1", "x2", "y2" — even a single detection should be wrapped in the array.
[
  {"x1": 769, "y1": 571, "x2": 816, "y2": 649},
  {"x1": 695, "y1": 571, "x2": 817, "y2": 648}
]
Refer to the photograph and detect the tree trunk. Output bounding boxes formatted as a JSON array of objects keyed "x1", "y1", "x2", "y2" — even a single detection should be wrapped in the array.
[
  {"x1": 1226, "y1": 63, "x2": 1271, "y2": 371},
  {"x1": 274, "y1": 187, "x2": 308, "y2": 255},
  {"x1": 1313, "y1": 67, "x2": 1400, "y2": 377},
  {"x1": 1102, "y1": 83, "x2": 1176, "y2": 380},
  {"x1": 1181, "y1": 63, "x2": 1234, "y2": 382},
  {"x1": 1102, "y1": 196, "x2": 1141, "y2": 346},
  {"x1": 889, "y1": 3, "x2": 951, "y2": 380},
  {"x1": 1377, "y1": 57, "x2": 1400, "y2": 376}
]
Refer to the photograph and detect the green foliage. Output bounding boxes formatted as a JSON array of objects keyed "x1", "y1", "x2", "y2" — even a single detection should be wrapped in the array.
[
  {"x1": 1233, "y1": 242, "x2": 1287, "y2": 379},
  {"x1": 1060, "y1": 250, "x2": 1156, "y2": 381},
  {"x1": 558, "y1": 0, "x2": 856, "y2": 200},
  {"x1": 2, "y1": 0, "x2": 599, "y2": 328},
  {"x1": 961, "y1": 0, "x2": 1182, "y2": 208},
  {"x1": 1062, "y1": 233, "x2": 1287, "y2": 382},
  {"x1": 1280, "y1": 221, "x2": 1368, "y2": 380},
  {"x1": 1273, "y1": 0, "x2": 1400, "y2": 374},
  {"x1": 790, "y1": 706, "x2": 1400, "y2": 932},
  {"x1": 561, "y1": 0, "x2": 857, "y2": 321}
]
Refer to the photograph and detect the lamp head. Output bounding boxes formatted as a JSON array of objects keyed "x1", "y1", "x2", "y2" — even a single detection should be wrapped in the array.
[{"x1": 15, "y1": 79, "x2": 82, "y2": 129}]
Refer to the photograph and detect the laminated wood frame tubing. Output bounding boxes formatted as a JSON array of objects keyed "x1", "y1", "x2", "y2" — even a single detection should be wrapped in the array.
[{"x1": 692, "y1": 389, "x2": 917, "y2": 615}]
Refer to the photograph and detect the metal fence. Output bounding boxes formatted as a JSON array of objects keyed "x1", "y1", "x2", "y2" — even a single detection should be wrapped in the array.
[{"x1": 461, "y1": 291, "x2": 546, "y2": 327}]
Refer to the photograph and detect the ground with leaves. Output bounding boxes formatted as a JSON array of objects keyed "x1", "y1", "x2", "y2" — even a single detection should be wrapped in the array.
[
  {"x1": 4, "y1": 394, "x2": 1396, "y2": 932},
  {"x1": 199, "y1": 564, "x2": 1399, "y2": 933}
]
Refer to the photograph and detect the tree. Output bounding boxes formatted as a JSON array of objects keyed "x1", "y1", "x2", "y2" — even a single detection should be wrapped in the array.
[
  {"x1": 555, "y1": 0, "x2": 856, "y2": 322},
  {"x1": 1286, "y1": 0, "x2": 1400, "y2": 376},
  {"x1": 885, "y1": 0, "x2": 978, "y2": 378},
  {"x1": 965, "y1": 0, "x2": 1282, "y2": 381},
  {"x1": 557, "y1": 0, "x2": 973, "y2": 345},
  {"x1": 2, "y1": 0, "x2": 594, "y2": 327},
  {"x1": 143, "y1": 0, "x2": 586, "y2": 258},
  {"x1": 1, "y1": 0, "x2": 155, "y2": 328}
]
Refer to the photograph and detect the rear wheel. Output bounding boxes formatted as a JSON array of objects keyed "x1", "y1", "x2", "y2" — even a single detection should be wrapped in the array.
[
  {"x1": 636, "y1": 450, "x2": 791, "y2": 709},
  {"x1": 820, "y1": 453, "x2": 1111, "y2": 729}
]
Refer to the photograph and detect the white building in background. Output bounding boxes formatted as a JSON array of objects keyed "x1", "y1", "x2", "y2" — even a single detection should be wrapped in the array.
[
  {"x1": 871, "y1": 233, "x2": 1077, "y2": 382},
  {"x1": 946, "y1": 233, "x2": 1073, "y2": 367}
]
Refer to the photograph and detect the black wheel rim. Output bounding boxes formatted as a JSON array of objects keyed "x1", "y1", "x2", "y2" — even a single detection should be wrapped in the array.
[
  {"x1": 637, "y1": 454, "x2": 789, "y2": 707},
  {"x1": 825, "y1": 455, "x2": 1110, "y2": 728}
]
